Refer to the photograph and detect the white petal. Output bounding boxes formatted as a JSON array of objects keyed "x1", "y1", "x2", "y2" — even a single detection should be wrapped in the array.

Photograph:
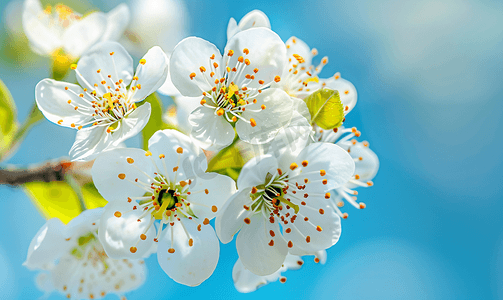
[
  {"x1": 157, "y1": 220, "x2": 219, "y2": 286},
  {"x1": 286, "y1": 197, "x2": 341, "y2": 255},
  {"x1": 157, "y1": 58, "x2": 182, "y2": 97},
  {"x1": 98, "y1": 201, "x2": 156, "y2": 259},
  {"x1": 188, "y1": 106, "x2": 235, "y2": 151},
  {"x1": 188, "y1": 173, "x2": 236, "y2": 220},
  {"x1": 168, "y1": 96, "x2": 202, "y2": 133},
  {"x1": 226, "y1": 17, "x2": 239, "y2": 40},
  {"x1": 232, "y1": 256, "x2": 291, "y2": 293},
  {"x1": 76, "y1": 41, "x2": 133, "y2": 95},
  {"x1": 170, "y1": 37, "x2": 223, "y2": 97},
  {"x1": 236, "y1": 88, "x2": 293, "y2": 144},
  {"x1": 35, "y1": 272, "x2": 54, "y2": 293},
  {"x1": 22, "y1": 0, "x2": 61, "y2": 55},
  {"x1": 24, "y1": 218, "x2": 69, "y2": 270},
  {"x1": 92, "y1": 147, "x2": 154, "y2": 202},
  {"x1": 285, "y1": 36, "x2": 313, "y2": 67},
  {"x1": 148, "y1": 129, "x2": 208, "y2": 181},
  {"x1": 131, "y1": 46, "x2": 169, "y2": 102},
  {"x1": 65, "y1": 208, "x2": 103, "y2": 238},
  {"x1": 323, "y1": 77, "x2": 357, "y2": 115},
  {"x1": 224, "y1": 28, "x2": 286, "y2": 89},
  {"x1": 215, "y1": 188, "x2": 252, "y2": 244},
  {"x1": 35, "y1": 79, "x2": 93, "y2": 128},
  {"x1": 237, "y1": 213, "x2": 288, "y2": 276},
  {"x1": 69, "y1": 125, "x2": 113, "y2": 162},
  {"x1": 237, "y1": 10, "x2": 270, "y2": 31},
  {"x1": 295, "y1": 143, "x2": 355, "y2": 190},
  {"x1": 261, "y1": 110, "x2": 312, "y2": 167},
  {"x1": 101, "y1": 3, "x2": 130, "y2": 42},
  {"x1": 346, "y1": 142, "x2": 379, "y2": 188},
  {"x1": 62, "y1": 12, "x2": 107, "y2": 58},
  {"x1": 109, "y1": 102, "x2": 151, "y2": 147},
  {"x1": 237, "y1": 154, "x2": 278, "y2": 190},
  {"x1": 314, "y1": 250, "x2": 327, "y2": 264}
]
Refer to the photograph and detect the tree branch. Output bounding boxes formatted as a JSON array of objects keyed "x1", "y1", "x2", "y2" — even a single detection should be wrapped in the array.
[{"x1": 0, "y1": 160, "x2": 92, "y2": 186}]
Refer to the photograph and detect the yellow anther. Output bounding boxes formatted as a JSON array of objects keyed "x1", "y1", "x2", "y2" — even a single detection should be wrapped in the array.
[
  {"x1": 217, "y1": 108, "x2": 225, "y2": 116},
  {"x1": 139, "y1": 59, "x2": 146, "y2": 65},
  {"x1": 274, "y1": 76, "x2": 281, "y2": 82},
  {"x1": 250, "y1": 118, "x2": 257, "y2": 127},
  {"x1": 290, "y1": 163, "x2": 298, "y2": 170},
  {"x1": 145, "y1": 151, "x2": 152, "y2": 156},
  {"x1": 70, "y1": 64, "x2": 77, "y2": 70}
]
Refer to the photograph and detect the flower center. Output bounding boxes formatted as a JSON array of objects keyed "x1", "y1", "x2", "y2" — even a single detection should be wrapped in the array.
[
  {"x1": 192, "y1": 49, "x2": 281, "y2": 126},
  {"x1": 61, "y1": 53, "x2": 144, "y2": 132}
]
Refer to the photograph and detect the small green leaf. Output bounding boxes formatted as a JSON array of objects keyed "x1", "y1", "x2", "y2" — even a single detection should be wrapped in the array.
[
  {"x1": 140, "y1": 93, "x2": 178, "y2": 150},
  {"x1": 0, "y1": 78, "x2": 18, "y2": 156},
  {"x1": 24, "y1": 181, "x2": 107, "y2": 224},
  {"x1": 304, "y1": 88, "x2": 344, "y2": 130},
  {"x1": 207, "y1": 145, "x2": 244, "y2": 172}
]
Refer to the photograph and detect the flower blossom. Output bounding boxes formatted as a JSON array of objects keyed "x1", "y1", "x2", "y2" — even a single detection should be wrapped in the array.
[
  {"x1": 169, "y1": 27, "x2": 300, "y2": 150},
  {"x1": 24, "y1": 209, "x2": 146, "y2": 300},
  {"x1": 273, "y1": 36, "x2": 358, "y2": 116},
  {"x1": 92, "y1": 129, "x2": 236, "y2": 286},
  {"x1": 22, "y1": 0, "x2": 129, "y2": 58},
  {"x1": 215, "y1": 142, "x2": 354, "y2": 275},
  {"x1": 314, "y1": 126, "x2": 379, "y2": 218},
  {"x1": 35, "y1": 41, "x2": 169, "y2": 161}
]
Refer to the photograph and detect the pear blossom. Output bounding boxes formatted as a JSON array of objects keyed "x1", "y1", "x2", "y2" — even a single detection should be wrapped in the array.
[
  {"x1": 35, "y1": 41, "x2": 169, "y2": 161},
  {"x1": 272, "y1": 36, "x2": 358, "y2": 116},
  {"x1": 215, "y1": 142, "x2": 354, "y2": 276},
  {"x1": 232, "y1": 251, "x2": 326, "y2": 293},
  {"x1": 24, "y1": 209, "x2": 146, "y2": 300},
  {"x1": 169, "y1": 27, "x2": 300, "y2": 150},
  {"x1": 92, "y1": 129, "x2": 236, "y2": 286},
  {"x1": 22, "y1": 0, "x2": 129, "y2": 58},
  {"x1": 314, "y1": 126, "x2": 379, "y2": 218},
  {"x1": 227, "y1": 10, "x2": 270, "y2": 40}
]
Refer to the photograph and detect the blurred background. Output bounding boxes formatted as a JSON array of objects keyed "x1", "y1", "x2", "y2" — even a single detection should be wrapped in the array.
[{"x1": 1, "y1": 0, "x2": 502, "y2": 299}]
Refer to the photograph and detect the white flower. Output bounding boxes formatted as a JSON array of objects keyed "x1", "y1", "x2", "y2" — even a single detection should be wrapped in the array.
[
  {"x1": 24, "y1": 209, "x2": 146, "y2": 300},
  {"x1": 163, "y1": 96, "x2": 201, "y2": 134},
  {"x1": 91, "y1": 129, "x2": 236, "y2": 286},
  {"x1": 227, "y1": 10, "x2": 271, "y2": 40},
  {"x1": 232, "y1": 251, "x2": 326, "y2": 293},
  {"x1": 273, "y1": 36, "x2": 358, "y2": 115},
  {"x1": 35, "y1": 41, "x2": 169, "y2": 161},
  {"x1": 315, "y1": 126, "x2": 379, "y2": 218},
  {"x1": 169, "y1": 27, "x2": 299, "y2": 150},
  {"x1": 22, "y1": 0, "x2": 129, "y2": 58},
  {"x1": 215, "y1": 142, "x2": 354, "y2": 276}
]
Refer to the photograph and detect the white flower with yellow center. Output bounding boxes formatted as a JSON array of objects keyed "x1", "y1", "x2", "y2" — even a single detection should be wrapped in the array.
[
  {"x1": 24, "y1": 209, "x2": 146, "y2": 300},
  {"x1": 215, "y1": 142, "x2": 354, "y2": 276},
  {"x1": 226, "y1": 9, "x2": 271, "y2": 40},
  {"x1": 273, "y1": 36, "x2": 358, "y2": 116},
  {"x1": 35, "y1": 41, "x2": 169, "y2": 161},
  {"x1": 232, "y1": 251, "x2": 326, "y2": 293},
  {"x1": 92, "y1": 129, "x2": 236, "y2": 286},
  {"x1": 169, "y1": 27, "x2": 299, "y2": 150},
  {"x1": 22, "y1": 0, "x2": 129, "y2": 58},
  {"x1": 315, "y1": 126, "x2": 379, "y2": 218}
]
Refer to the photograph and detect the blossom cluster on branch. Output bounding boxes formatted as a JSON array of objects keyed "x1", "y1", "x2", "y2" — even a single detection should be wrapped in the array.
[{"x1": 3, "y1": 2, "x2": 380, "y2": 299}]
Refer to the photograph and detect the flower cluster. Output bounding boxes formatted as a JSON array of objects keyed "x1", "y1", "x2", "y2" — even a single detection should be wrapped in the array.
[{"x1": 24, "y1": 6, "x2": 379, "y2": 299}]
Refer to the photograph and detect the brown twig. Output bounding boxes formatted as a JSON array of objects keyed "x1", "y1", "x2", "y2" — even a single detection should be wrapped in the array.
[{"x1": 0, "y1": 160, "x2": 92, "y2": 186}]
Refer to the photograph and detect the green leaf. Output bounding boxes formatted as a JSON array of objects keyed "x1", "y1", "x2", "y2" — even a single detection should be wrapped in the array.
[
  {"x1": 140, "y1": 93, "x2": 178, "y2": 150},
  {"x1": 207, "y1": 144, "x2": 244, "y2": 172},
  {"x1": 304, "y1": 88, "x2": 344, "y2": 130},
  {"x1": 24, "y1": 181, "x2": 107, "y2": 224},
  {"x1": 0, "y1": 78, "x2": 18, "y2": 156}
]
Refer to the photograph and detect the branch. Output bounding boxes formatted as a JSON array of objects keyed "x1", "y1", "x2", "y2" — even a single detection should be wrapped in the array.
[{"x1": 0, "y1": 159, "x2": 92, "y2": 186}]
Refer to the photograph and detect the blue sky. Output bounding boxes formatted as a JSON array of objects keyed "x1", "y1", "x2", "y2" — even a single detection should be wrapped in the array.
[{"x1": 1, "y1": 0, "x2": 502, "y2": 299}]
